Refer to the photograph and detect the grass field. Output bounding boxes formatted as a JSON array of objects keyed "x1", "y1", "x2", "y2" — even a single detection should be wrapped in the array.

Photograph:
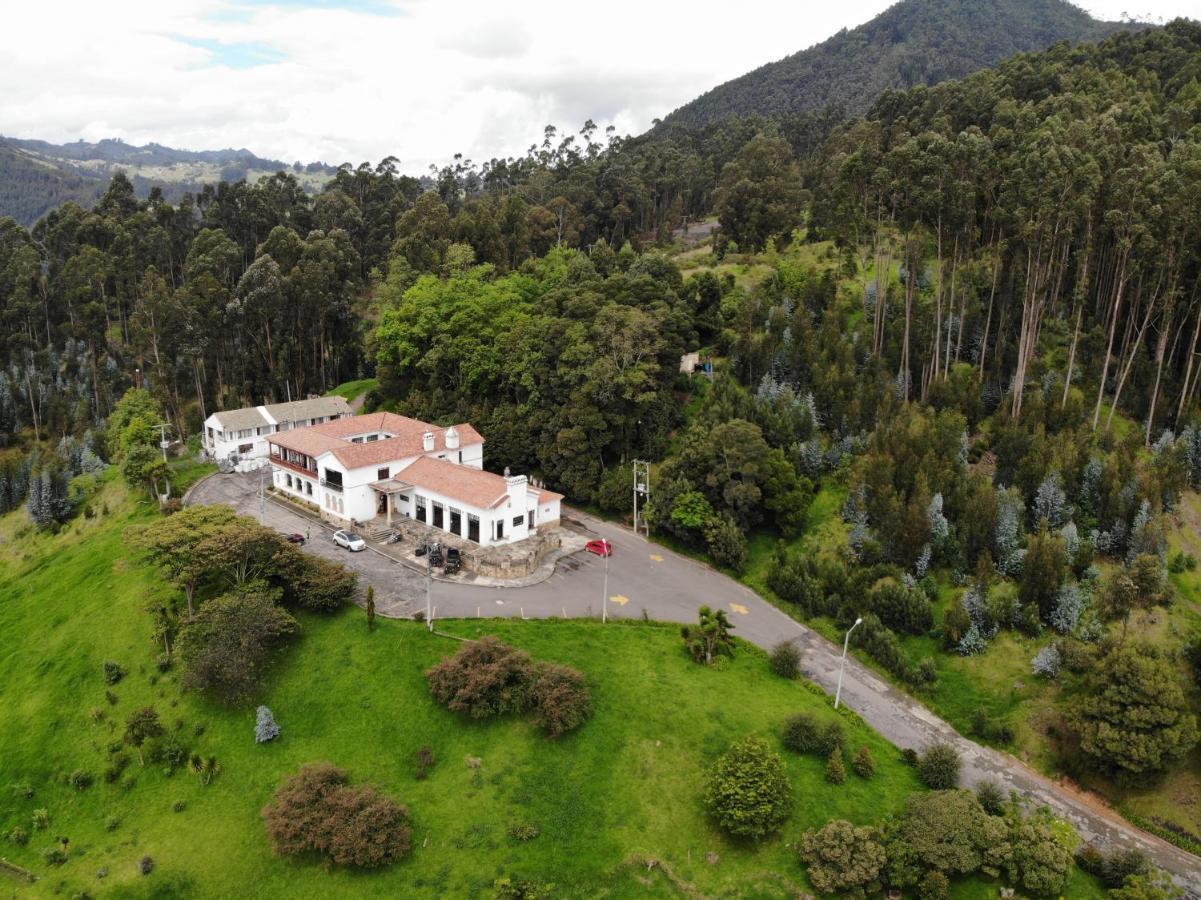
[
  {"x1": 326, "y1": 378, "x2": 379, "y2": 404},
  {"x1": 0, "y1": 474, "x2": 959, "y2": 898}
]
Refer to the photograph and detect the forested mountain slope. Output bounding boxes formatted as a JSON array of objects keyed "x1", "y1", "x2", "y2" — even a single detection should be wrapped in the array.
[
  {"x1": 0, "y1": 136, "x2": 336, "y2": 227},
  {"x1": 660, "y1": 0, "x2": 1136, "y2": 129}
]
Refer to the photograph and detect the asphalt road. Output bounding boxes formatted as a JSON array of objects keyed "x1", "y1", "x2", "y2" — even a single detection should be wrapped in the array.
[{"x1": 188, "y1": 471, "x2": 1201, "y2": 895}]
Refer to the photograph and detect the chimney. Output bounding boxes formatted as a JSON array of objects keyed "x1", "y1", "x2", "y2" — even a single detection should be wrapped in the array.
[
  {"x1": 445, "y1": 426, "x2": 460, "y2": 450},
  {"x1": 422, "y1": 431, "x2": 435, "y2": 452},
  {"x1": 504, "y1": 469, "x2": 527, "y2": 511}
]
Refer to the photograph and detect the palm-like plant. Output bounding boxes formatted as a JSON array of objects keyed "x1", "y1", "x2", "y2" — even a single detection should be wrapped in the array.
[
  {"x1": 681, "y1": 605, "x2": 736, "y2": 665},
  {"x1": 188, "y1": 754, "x2": 221, "y2": 786}
]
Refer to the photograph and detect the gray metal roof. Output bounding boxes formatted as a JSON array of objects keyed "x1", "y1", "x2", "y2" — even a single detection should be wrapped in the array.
[
  {"x1": 263, "y1": 396, "x2": 352, "y2": 423},
  {"x1": 211, "y1": 406, "x2": 269, "y2": 431}
]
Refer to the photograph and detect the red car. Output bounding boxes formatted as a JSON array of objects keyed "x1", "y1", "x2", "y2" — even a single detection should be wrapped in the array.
[{"x1": 585, "y1": 539, "x2": 613, "y2": 557}]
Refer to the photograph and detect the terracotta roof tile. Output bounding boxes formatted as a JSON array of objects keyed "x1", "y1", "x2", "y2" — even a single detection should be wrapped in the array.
[
  {"x1": 269, "y1": 413, "x2": 483, "y2": 471},
  {"x1": 392, "y1": 457, "x2": 513, "y2": 510}
]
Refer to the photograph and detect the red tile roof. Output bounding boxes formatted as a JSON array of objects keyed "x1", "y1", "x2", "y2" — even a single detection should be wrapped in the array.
[
  {"x1": 268, "y1": 412, "x2": 483, "y2": 471},
  {"x1": 393, "y1": 457, "x2": 512, "y2": 509}
]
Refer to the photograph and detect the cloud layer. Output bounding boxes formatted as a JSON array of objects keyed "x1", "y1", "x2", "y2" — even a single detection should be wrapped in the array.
[{"x1": 1, "y1": 0, "x2": 1191, "y2": 175}]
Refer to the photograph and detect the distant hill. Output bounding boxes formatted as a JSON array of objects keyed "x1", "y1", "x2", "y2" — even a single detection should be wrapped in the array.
[
  {"x1": 0, "y1": 136, "x2": 338, "y2": 227},
  {"x1": 660, "y1": 0, "x2": 1140, "y2": 129}
]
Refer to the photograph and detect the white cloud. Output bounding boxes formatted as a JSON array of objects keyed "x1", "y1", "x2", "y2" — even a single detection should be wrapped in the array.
[{"x1": 0, "y1": 0, "x2": 1193, "y2": 175}]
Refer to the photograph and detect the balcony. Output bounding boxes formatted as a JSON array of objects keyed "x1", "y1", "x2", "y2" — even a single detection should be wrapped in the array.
[
  {"x1": 272, "y1": 456, "x2": 317, "y2": 477},
  {"x1": 320, "y1": 479, "x2": 343, "y2": 493}
]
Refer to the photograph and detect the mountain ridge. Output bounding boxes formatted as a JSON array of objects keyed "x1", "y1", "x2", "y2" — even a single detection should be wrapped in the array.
[{"x1": 659, "y1": 0, "x2": 1144, "y2": 129}]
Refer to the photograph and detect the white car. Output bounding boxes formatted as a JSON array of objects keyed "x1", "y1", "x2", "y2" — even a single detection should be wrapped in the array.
[{"x1": 332, "y1": 530, "x2": 366, "y2": 552}]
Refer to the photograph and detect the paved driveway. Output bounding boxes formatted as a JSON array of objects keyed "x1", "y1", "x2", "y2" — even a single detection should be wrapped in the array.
[{"x1": 187, "y1": 471, "x2": 1201, "y2": 895}]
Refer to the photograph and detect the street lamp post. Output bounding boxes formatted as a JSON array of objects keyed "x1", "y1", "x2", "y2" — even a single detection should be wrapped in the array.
[
  {"x1": 601, "y1": 540, "x2": 610, "y2": 623},
  {"x1": 834, "y1": 617, "x2": 863, "y2": 710}
]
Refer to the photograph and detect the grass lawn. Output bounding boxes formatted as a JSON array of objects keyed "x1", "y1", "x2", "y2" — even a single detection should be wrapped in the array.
[
  {"x1": 326, "y1": 378, "x2": 379, "y2": 403},
  {"x1": 0, "y1": 475, "x2": 953, "y2": 899}
]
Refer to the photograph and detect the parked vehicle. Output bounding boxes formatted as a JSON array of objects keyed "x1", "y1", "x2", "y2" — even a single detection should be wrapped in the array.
[
  {"x1": 443, "y1": 557, "x2": 461, "y2": 575},
  {"x1": 333, "y1": 530, "x2": 366, "y2": 552},
  {"x1": 446, "y1": 547, "x2": 461, "y2": 562},
  {"x1": 279, "y1": 532, "x2": 306, "y2": 545},
  {"x1": 585, "y1": 539, "x2": 613, "y2": 557},
  {"x1": 386, "y1": 531, "x2": 403, "y2": 544}
]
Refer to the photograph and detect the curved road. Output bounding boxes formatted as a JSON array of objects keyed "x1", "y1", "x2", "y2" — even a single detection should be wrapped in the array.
[{"x1": 190, "y1": 472, "x2": 1201, "y2": 895}]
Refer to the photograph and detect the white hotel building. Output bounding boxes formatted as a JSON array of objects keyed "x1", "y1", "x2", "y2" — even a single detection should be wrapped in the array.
[
  {"x1": 202, "y1": 396, "x2": 353, "y2": 462},
  {"x1": 267, "y1": 412, "x2": 561, "y2": 547}
]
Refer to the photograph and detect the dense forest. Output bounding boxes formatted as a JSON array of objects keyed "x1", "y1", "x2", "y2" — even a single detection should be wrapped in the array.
[
  {"x1": 0, "y1": 8, "x2": 1200, "y2": 892},
  {"x1": 659, "y1": 0, "x2": 1133, "y2": 129}
]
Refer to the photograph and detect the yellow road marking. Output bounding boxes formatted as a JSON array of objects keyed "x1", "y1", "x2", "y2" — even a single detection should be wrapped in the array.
[
  {"x1": 649, "y1": 553, "x2": 664, "y2": 562},
  {"x1": 729, "y1": 603, "x2": 749, "y2": 615},
  {"x1": 610, "y1": 594, "x2": 630, "y2": 606}
]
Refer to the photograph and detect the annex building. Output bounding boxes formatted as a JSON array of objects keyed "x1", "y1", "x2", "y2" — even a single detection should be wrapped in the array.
[
  {"x1": 266, "y1": 411, "x2": 562, "y2": 547},
  {"x1": 203, "y1": 396, "x2": 353, "y2": 461}
]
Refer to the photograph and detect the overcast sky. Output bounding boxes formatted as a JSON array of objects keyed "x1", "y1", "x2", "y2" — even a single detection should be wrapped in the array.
[{"x1": 1, "y1": 0, "x2": 1194, "y2": 174}]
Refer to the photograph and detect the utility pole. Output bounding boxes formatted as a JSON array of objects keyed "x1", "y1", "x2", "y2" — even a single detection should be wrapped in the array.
[
  {"x1": 632, "y1": 460, "x2": 650, "y2": 538},
  {"x1": 258, "y1": 461, "x2": 266, "y2": 524},
  {"x1": 153, "y1": 423, "x2": 172, "y2": 463},
  {"x1": 425, "y1": 527, "x2": 433, "y2": 632}
]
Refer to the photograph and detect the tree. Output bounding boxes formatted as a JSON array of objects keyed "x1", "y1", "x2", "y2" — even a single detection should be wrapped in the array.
[
  {"x1": 126, "y1": 504, "x2": 240, "y2": 616},
  {"x1": 825, "y1": 750, "x2": 847, "y2": 784},
  {"x1": 681, "y1": 605, "x2": 735, "y2": 665},
  {"x1": 886, "y1": 790, "x2": 1008, "y2": 887},
  {"x1": 1019, "y1": 524, "x2": 1068, "y2": 623},
  {"x1": 1006, "y1": 813, "x2": 1074, "y2": 896},
  {"x1": 852, "y1": 746, "x2": 876, "y2": 779},
  {"x1": 703, "y1": 736, "x2": 792, "y2": 839},
  {"x1": 715, "y1": 133, "x2": 803, "y2": 251},
  {"x1": 123, "y1": 707, "x2": 165, "y2": 765},
  {"x1": 255, "y1": 706, "x2": 281, "y2": 743},
  {"x1": 365, "y1": 585, "x2": 375, "y2": 631},
  {"x1": 262, "y1": 763, "x2": 412, "y2": 868},
  {"x1": 800, "y1": 819, "x2": 886, "y2": 898},
  {"x1": 187, "y1": 754, "x2": 221, "y2": 786},
  {"x1": 176, "y1": 589, "x2": 299, "y2": 704},
  {"x1": 1069, "y1": 643, "x2": 1198, "y2": 780},
  {"x1": 769, "y1": 641, "x2": 802, "y2": 679},
  {"x1": 917, "y1": 743, "x2": 961, "y2": 790}
]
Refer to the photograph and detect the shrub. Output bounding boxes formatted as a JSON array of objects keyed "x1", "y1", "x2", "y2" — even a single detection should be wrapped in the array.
[
  {"x1": 279, "y1": 549, "x2": 357, "y2": 612},
  {"x1": 139, "y1": 856, "x2": 154, "y2": 875},
  {"x1": 825, "y1": 750, "x2": 846, "y2": 784},
  {"x1": 901, "y1": 747, "x2": 919, "y2": 766},
  {"x1": 769, "y1": 641, "x2": 802, "y2": 679},
  {"x1": 886, "y1": 790, "x2": 1007, "y2": 886},
  {"x1": 103, "y1": 661, "x2": 125, "y2": 685},
  {"x1": 262, "y1": 763, "x2": 412, "y2": 868},
  {"x1": 527, "y1": 663, "x2": 592, "y2": 737},
  {"x1": 851, "y1": 746, "x2": 875, "y2": 779},
  {"x1": 105, "y1": 816, "x2": 120, "y2": 832},
  {"x1": 1074, "y1": 843, "x2": 1105, "y2": 876},
  {"x1": 42, "y1": 847, "x2": 67, "y2": 866},
  {"x1": 917, "y1": 869, "x2": 950, "y2": 900},
  {"x1": 414, "y1": 746, "x2": 435, "y2": 780},
  {"x1": 703, "y1": 737, "x2": 792, "y2": 839},
  {"x1": 66, "y1": 770, "x2": 93, "y2": 791},
  {"x1": 425, "y1": 637, "x2": 536, "y2": 719},
  {"x1": 782, "y1": 714, "x2": 843, "y2": 756},
  {"x1": 493, "y1": 876, "x2": 555, "y2": 899},
  {"x1": 6, "y1": 826, "x2": 29, "y2": 846},
  {"x1": 507, "y1": 822, "x2": 539, "y2": 842},
  {"x1": 255, "y1": 706, "x2": 281, "y2": 743},
  {"x1": 1101, "y1": 848, "x2": 1150, "y2": 889},
  {"x1": 799, "y1": 819, "x2": 886, "y2": 896},
  {"x1": 917, "y1": 743, "x2": 961, "y2": 790},
  {"x1": 105, "y1": 690, "x2": 119, "y2": 706},
  {"x1": 173, "y1": 800, "x2": 187, "y2": 813},
  {"x1": 1031, "y1": 643, "x2": 1061, "y2": 679},
  {"x1": 975, "y1": 780, "x2": 1005, "y2": 815},
  {"x1": 155, "y1": 654, "x2": 172, "y2": 673},
  {"x1": 31, "y1": 809, "x2": 49, "y2": 830}
]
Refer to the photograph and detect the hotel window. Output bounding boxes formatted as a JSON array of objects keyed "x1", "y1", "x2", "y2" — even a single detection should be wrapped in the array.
[
  {"x1": 286, "y1": 474, "x2": 293, "y2": 489},
  {"x1": 305, "y1": 481, "x2": 313, "y2": 496},
  {"x1": 513, "y1": 515, "x2": 524, "y2": 527},
  {"x1": 366, "y1": 434, "x2": 378, "y2": 442},
  {"x1": 415, "y1": 496, "x2": 427, "y2": 522},
  {"x1": 377, "y1": 467, "x2": 389, "y2": 480}
]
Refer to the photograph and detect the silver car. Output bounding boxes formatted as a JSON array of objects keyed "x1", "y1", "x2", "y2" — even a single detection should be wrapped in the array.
[{"x1": 332, "y1": 530, "x2": 366, "y2": 552}]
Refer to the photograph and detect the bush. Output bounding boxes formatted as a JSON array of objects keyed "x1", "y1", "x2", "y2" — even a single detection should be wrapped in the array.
[
  {"x1": 507, "y1": 822, "x2": 539, "y2": 842},
  {"x1": 42, "y1": 847, "x2": 67, "y2": 866},
  {"x1": 782, "y1": 714, "x2": 843, "y2": 756},
  {"x1": 425, "y1": 637, "x2": 536, "y2": 719},
  {"x1": 799, "y1": 819, "x2": 886, "y2": 896},
  {"x1": 31, "y1": 809, "x2": 49, "y2": 830},
  {"x1": 255, "y1": 706, "x2": 281, "y2": 743},
  {"x1": 66, "y1": 770, "x2": 94, "y2": 791},
  {"x1": 769, "y1": 641, "x2": 802, "y2": 679},
  {"x1": 1101, "y1": 848, "x2": 1150, "y2": 889},
  {"x1": 139, "y1": 856, "x2": 154, "y2": 875},
  {"x1": 917, "y1": 743, "x2": 961, "y2": 790},
  {"x1": 414, "y1": 746, "x2": 435, "y2": 780},
  {"x1": 703, "y1": 737, "x2": 792, "y2": 839},
  {"x1": 5, "y1": 826, "x2": 29, "y2": 846},
  {"x1": 103, "y1": 661, "x2": 125, "y2": 685},
  {"x1": 105, "y1": 816, "x2": 120, "y2": 832},
  {"x1": 280, "y1": 549, "x2": 357, "y2": 612},
  {"x1": 262, "y1": 763, "x2": 412, "y2": 868},
  {"x1": 527, "y1": 663, "x2": 592, "y2": 737},
  {"x1": 901, "y1": 747, "x2": 919, "y2": 766},
  {"x1": 1074, "y1": 843, "x2": 1105, "y2": 876},
  {"x1": 825, "y1": 750, "x2": 846, "y2": 784},
  {"x1": 917, "y1": 869, "x2": 950, "y2": 900},
  {"x1": 975, "y1": 780, "x2": 1005, "y2": 815},
  {"x1": 851, "y1": 746, "x2": 875, "y2": 779}
]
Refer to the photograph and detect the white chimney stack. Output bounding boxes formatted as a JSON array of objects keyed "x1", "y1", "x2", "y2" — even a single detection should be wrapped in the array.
[
  {"x1": 422, "y1": 431, "x2": 435, "y2": 452},
  {"x1": 445, "y1": 426, "x2": 460, "y2": 450}
]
